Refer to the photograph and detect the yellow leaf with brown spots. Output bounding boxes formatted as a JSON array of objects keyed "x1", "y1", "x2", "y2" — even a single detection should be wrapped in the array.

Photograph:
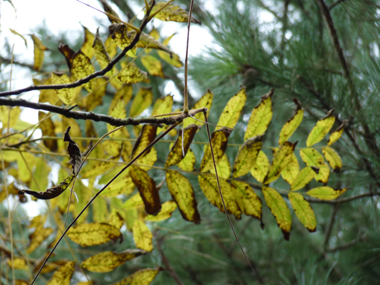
[
  {"x1": 231, "y1": 180, "x2": 262, "y2": 220},
  {"x1": 112, "y1": 268, "x2": 161, "y2": 285},
  {"x1": 131, "y1": 124, "x2": 157, "y2": 159},
  {"x1": 93, "y1": 28, "x2": 111, "y2": 69},
  {"x1": 133, "y1": 220, "x2": 153, "y2": 252},
  {"x1": 46, "y1": 261, "x2": 75, "y2": 285},
  {"x1": 300, "y1": 148, "x2": 330, "y2": 183},
  {"x1": 328, "y1": 121, "x2": 347, "y2": 146},
  {"x1": 150, "y1": 2, "x2": 201, "y2": 24},
  {"x1": 141, "y1": 55, "x2": 165, "y2": 78},
  {"x1": 7, "y1": 257, "x2": 28, "y2": 270},
  {"x1": 145, "y1": 201, "x2": 177, "y2": 222},
  {"x1": 210, "y1": 154, "x2": 231, "y2": 179},
  {"x1": 233, "y1": 135, "x2": 263, "y2": 178},
  {"x1": 178, "y1": 148, "x2": 196, "y2": 171},
  {"x1": 71, "y1": 50, "x2": 95, "y2": 91},
  {"x1": 250, "y1": 150, "x2": 269, "y2": 183},
  {"x1": 290, "y1": 167, "x2": 316, "y2": 191},
  {"x1": 67, "y1": 223, "x2": 121, "y2": 247},
  {"x1": 281, "y1": 153, "x2": 300, "y2": 185},
  {"x1": 50, "y1": 72, "x2": 75, "y2": 105}
]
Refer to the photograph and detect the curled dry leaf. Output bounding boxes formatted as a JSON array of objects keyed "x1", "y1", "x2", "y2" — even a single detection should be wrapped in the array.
[{"x1": 64, "y1": 126, "x2": 82, "y2": 175}]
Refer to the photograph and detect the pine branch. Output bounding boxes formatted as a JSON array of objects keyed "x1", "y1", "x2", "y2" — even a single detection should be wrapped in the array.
[
  {"x1": 0, "y1": 97, "x2": 206, "y2": 127},
  {"x1": 329, "y1": 0, "x2": 346, "y2": 10}
]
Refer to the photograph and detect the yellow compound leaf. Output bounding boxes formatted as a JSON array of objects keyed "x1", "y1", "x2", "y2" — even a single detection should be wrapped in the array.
[
  {"x1": 122, "y1": 193, "x2": 144, "y2": 210},
  {"x1": 178, "y1": 148, "x2": 196, "y2": 171},
  {"x1": 30, "y1": 34, "x2": 48, "y2": 71},
  {"x1": 145, "y1": 201, "x2": 177, "y2": 222},
  {"x1": 233, "y1": 135, "x2": 263, "y2": 178},
  {"x1": 141, "y1": 55, "x2": 165, "y2": 78},
  {"x1": 130, "y1": 165, "x2": 161, "y2": 215},
  {"x1": 150, "y1": 2, "x2": 201, "y2": 24},
  {"x1": 81, "y1": 250, "x2": 146, "y2": 273},
  {"x1": 157, "y1": 34, "x2": 183, "y2": 68},
  {"x1": 81, "y1": 25, "x2": 95, "y2": 59},
  {"x1": 133, "y1": 220, "x2": 153, "y2": 252},
  {"x1": 328, "y1": 120, "x2": 347, "y2": 145},
  {"x1": 290, "y1": 167, "x2": 316, "y2": 191},
  {"x1": 85, "y1": 76, "x2": 108, "y2": 111},
  {"x1": 71, "y1": 50, "x2": 95, "y2": 91},
  {"x1": 200, "y1": 127, "x2": 232, "y2": 173},
  {"x1": 101, "y1": 176, "x2": 135, "y2": 197},
  {"x1": 300, "y1": 148, "x2": 330, "y2": 183},
  {"x1": 244, "y1": 88, "x2": 274, "y2": 140},
  {"x1": 281, "y1": 153, "x2": 299, "y2": 185},
  {"x1": 67, "y1": 223, "x2": 121, "y2": 247},
  {"x1": 112, "y1": 268, "x2": 161, "y2": 285},
  {"x1": 231, "y1": 180, "x2": 262, "y2": 220},
  {"x1": 109, "y1": 24, "x2": 173, "y2": 54},
  {"x1": 215, "y1": 87, "x2": 247, "y2": 130},
  {"x1": 7, "y1": 257, "x2": 28, "y2": 270},
  {"x1": 50, "y1": 72, "x2": 75, "y2": 105},
  {"x1": 264, "y1": 142, "x2": 297, "y2": 184},
  {"x1": 262, "y1": 186, "x2": 291, "y2": 240},
  {"x1": 306, "y1": 109, "x2": 335, "y2": 147},
  {"x1": 27, "y1": 227, "x2": 54, "y2": 254},
  {"x1": 198, "y1": 174, "x2": 241, "y2": 219},
  {"x1": 288, "y1": 192, "x2": 316, "y2": 232},
  {"x1": 306, "y1": 186, "x2": 347, "y2": 200},
  {"x1": 166, "y1": 170, "x2": 201, "y2": 223},
  {"x1": 93, "y1": 28, "x2": 111, "y2": 69},
  {"x1": 279, "y1": 99, "x2": 304, "y2": 145},
  {"x1": 0, "y1": 106, "x2": 20, "y2": 128},
  {"x1": 129, "y1": 87, "x2": 153, "y2": 117},
  {"x1": 210, "y1": 154, "x2": 231, "y2": 179},
  {"x1": 38, "y1": 112, "x2": 58, "y2": 151},
  {"x1": 165, "y1": 124, "x2": 198, "y2": 167},
  {"x1": 322, "y1": 146, "x2": 342, "y2": 171},
  {"x1": 107, "y1": 99, "x2": 126, "y2": 135},
  {"x1": 250, "y1": 150, "x2": 269, "y2": 183},
  {"x1": 46, "y1": 261, "x2": 75, "y2": 285},
  {"x1": 132, "y1": 124, "x2": 157, "y2": 159},
  {"x1": 183, "y1": 90, "x2": 213, "y2": 128}
]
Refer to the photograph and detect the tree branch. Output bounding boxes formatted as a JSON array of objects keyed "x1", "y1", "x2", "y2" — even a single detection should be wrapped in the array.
[
  {"x1": 0, "y1": 97, "x2": 206, "y2": 127},
  {"x1": 329, "y1": 0, "x2": 346, "y2": 10}
]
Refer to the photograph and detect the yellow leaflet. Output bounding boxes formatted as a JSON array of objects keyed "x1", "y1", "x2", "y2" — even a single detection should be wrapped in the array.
[
  {"x1": 29, "y1": 214, "x2": 46, "y2": 229},
  {"x1": 93, "y1": 197, "x2": 108, "y2": 223},
  {"x1": 105, "y1": 36, "x2": 117, "y2": 58},
  {"x1": 46, "y1": 261, "x2": 75, "y2": 285},
  {"x1": 215, "y1": 87, "x2": 247, "y2": 130},
  {"x1": 9, "y1": 28, "x2": 27, "y2": 47},
  {"x1": 288, "y1": 192, "x2": 316, "y2": 232},
  {"x1": 158, "y1": 34, "x2": 183, "y2": 68},
  {"x1": 129, "y1": 88, "x2": 153, "y2": 117},
  {"x1": 0, "y1": 106, "x2": 20, "y2": 128},
  {"x1": 30, "y1": 34, "x2": 48, "y2": 71},
  {"x1": 328, "y1": 121, "x2": 346, "y2": 145},
  {"x1": 145, "y1": 201, "x2": 177, "y2": 222},
  {"x1": 101, "y1": 176, "x2": 135, "y2": 197},
  {"x1": 244, "y1": 88, "x2": 274, "y2": 140},
  {"x1": 93, "y1": 28, "x2": 111, "y2": 69},
  {"x1": 233, "y1": 135, "x2": 263, "y2": 178},
  {"x1": 71, "y1": 51, "x2": 95, "y2": 91},
  {"x1": 250, "y1": 150, "x2": 269, "y2": 183},
  {"x1": 264, "y1": 142, "x2": 296, "y2": 184},
  {"x1": 262, "y1": 186, "x2": 291, "y2": 240},
  {"x1": 67, "y1": 223, "x2": 121, "y2": 247},
  {"x1": 30, "y1": 157, "x2": 51, "y2": 192},
  {"x1": 145, "y1": 28, "x2": 160, "y2": 54},
  {"x1": 103, "y1": 140, "x2": 122, "y2": 157},
  {"x1": 122, "y1": 193, "x2": 144, "y2": 210},
  {"x1": 279, "y1": 99, "x2": 304, "y2": 145},
  {"x1": 112, "y1": 268, "x2": 161, "y2": 285},
  {"x1": 200, "y1": 127, "x2": 232, "y2": 173},
  {"x1": 7, "y1": 257, "x2": 28, "y2": 270},
  {"x1": 130, "y1": 165, "x2": 161, "y2": 215},
  {"x1": 290, "y1": 167, "x2": 316, "y2": 191},
  {"x1": 17, "y1": 152, "x2": 35, "y2": 183},
  {"x1": 81, "y1": 250, "x2": 146, "y2": 273},
  {"x1": 50, "y1": 72, "x2": 75, "y2": 105},
  {"x1": 81, "y1": 25, "x2": 95, "y2": 59},
  {"x1": 133, "y1": 220, "x2": 153, "y2": 252},
  {"x1": 110, "y1": 84, "x2": 133, "y2": 111},
  {"x1": 81, "y1": 161, "x2": 115, "y2": 179},
  {"x1": 210, "y1": 154, "x2": 231, "y2": 179},
  {"x1": 73, "y1": 181, "x2": 91, "y2": 224},
  {"x1": 85, "y1": 77, "x2": 108, "y2": 111},
  {"x1": 152, "y1": 95, "x2": 173, "y2": 116},
  {"x1": 306, "y1": 109, "x2": 335, "y2": 147},
  {"x1": 300, "y1": 148, "x2": 330, "y2": 183},
  {"x1": 141, "y1": 55, "x2": 165, "y2": 78},
  {"x1": 108, "y1": 209, "x2": 124, "y2": 229},
  {"x1": 136, "y1": 147, "x2": 157, "y2": 171},
  {"x1": 231, "y1": 180, "x2": 262, "y2": 220},
  {"x1": 281, "y1": 153, "x2": 299, "y2": 185},
  {"x1": 198, "y1": 174, "x2": 241, "y2": 219},
  {"x1": 322, "y1": 146, "x2": 342, "y2": 171},
  {"x1": 166, "y1": 170, "x2": 201, "y2": 223},
  {"x1": 27, "y1": 227, "x2": 54, "y2": 254},
  {"x1": 107, "y1": 100, "x2": 126, "y2": 135},
  {"x1": 36, "y1": 77, "x2": 57, "y2": 105},
  {"x1": 307, "y1": 186, "x2": 347, "y2": 200},
  {"x1": 150, "y1": 2, "x2": 201, "y2": 24},
  {"x1": 132, "y1": 125, "x2": 157, "y2": 159},
  {"x1": 38, "y1": 112, "x2": 57, "y2": 151},
  {"x1": 178, "y1": 148, "x2": 196, "y2": 171},
  {"x1": 166, "y1": 124, "x2": 198, "y2": 167},
  {"x1": 183, "y1": 90, "x2": 213, "y2": 128}
]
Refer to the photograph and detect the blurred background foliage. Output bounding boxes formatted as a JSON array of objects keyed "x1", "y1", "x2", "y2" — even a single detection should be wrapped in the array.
[{"x1": 1, "y1": 0, "x2": 380, "y2": 284}]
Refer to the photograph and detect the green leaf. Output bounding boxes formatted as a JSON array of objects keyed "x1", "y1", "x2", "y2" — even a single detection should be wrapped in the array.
[{"x1": 290, "y1": 167, "x2": 316, "y2": 191}]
